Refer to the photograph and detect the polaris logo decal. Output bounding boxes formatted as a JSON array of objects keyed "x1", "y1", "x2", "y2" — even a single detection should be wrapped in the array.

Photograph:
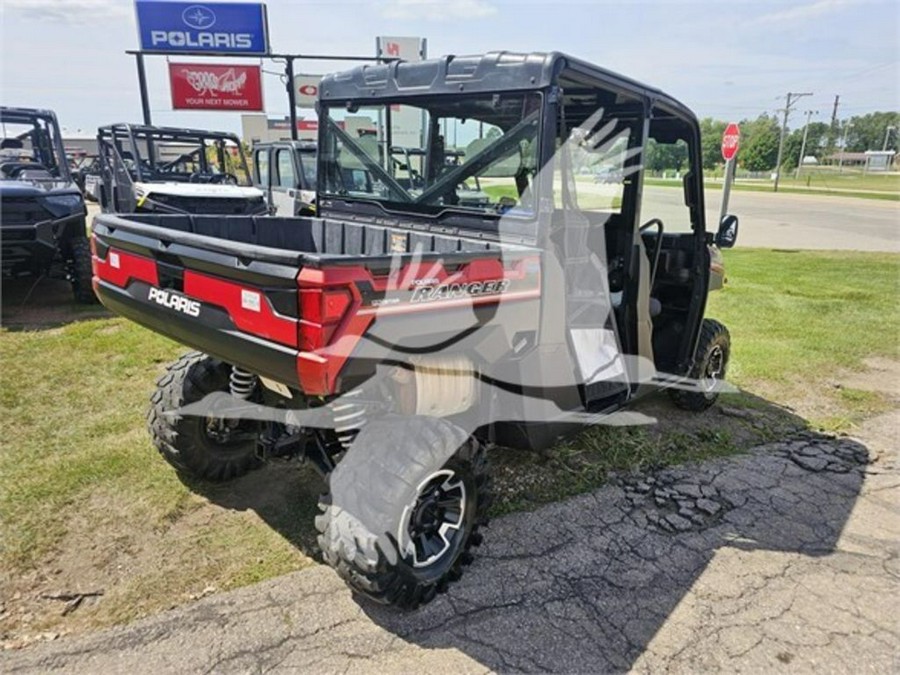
[
  {"x1": 148, "y1": 287, "x2": 201, "y2": 317},
  {"x1": 410, "y1": 279, "x2": 511, "y2": 303}
]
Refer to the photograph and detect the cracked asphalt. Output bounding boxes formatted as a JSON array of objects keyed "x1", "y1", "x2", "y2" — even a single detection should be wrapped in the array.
[{"x1": 3, "y1": 413, "x2": 897, "y2": 674}]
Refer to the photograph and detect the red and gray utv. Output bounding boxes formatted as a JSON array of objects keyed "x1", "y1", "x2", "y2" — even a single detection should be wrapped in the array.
[{"x1": 91, "y1": 52, "x2": 738, "y2": 608}]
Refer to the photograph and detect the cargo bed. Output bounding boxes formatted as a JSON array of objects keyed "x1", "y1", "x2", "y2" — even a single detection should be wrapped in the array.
[{"x1": 91, "y1": 213, "x2": 540, "y2": 394}]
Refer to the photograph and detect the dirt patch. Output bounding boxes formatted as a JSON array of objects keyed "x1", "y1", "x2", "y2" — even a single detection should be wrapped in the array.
[{"x1": 838, "y1": 356, "x2": 900, "y2": 400}]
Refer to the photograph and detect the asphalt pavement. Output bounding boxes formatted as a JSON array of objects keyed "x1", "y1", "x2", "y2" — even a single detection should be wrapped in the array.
[
  {"x1": 4, "y1": 411, "x2": 897, "y2": 674},
  {"x1": 643, "y1": 185, "x2": 900, "y2": 252}
]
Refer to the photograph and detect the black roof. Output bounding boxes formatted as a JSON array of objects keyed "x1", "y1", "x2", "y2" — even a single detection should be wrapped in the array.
[{"x1": 319, "y1": 51, "x2": 695, "y2": 120}]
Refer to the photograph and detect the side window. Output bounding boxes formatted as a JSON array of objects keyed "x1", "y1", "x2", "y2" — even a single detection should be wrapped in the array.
[
  {"x1": 255, "y1": 149, "x2": 269, "y2": 186},
  {"x1": 276, "y1": 148, "x2": 296, "y2": 188},
  {"x1": 641, "y1": 113, "x2": 695, "y2": 233},
  {"x1": 557, "y1": 131, "x2": 631, "y2": 214}
]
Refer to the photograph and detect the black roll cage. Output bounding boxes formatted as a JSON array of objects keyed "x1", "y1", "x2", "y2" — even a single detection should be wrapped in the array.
[
  {"x1": 316, "y1": 52, "x2": 707, "y2": 247},
  {"x1": 96, "y1": 123, "x2": 252, "y2": 185},
  {"x1": 0, "y1": 107, "x2": 71, "y2": 180}
]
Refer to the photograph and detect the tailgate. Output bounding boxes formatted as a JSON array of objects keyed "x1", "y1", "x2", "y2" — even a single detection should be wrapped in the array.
[{"x1": 91, "y1": 214, "x2": 306, "y2": 387}]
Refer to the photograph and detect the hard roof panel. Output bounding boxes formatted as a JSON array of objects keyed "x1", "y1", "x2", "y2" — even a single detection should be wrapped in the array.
[{"x1": 319, "y1": 51, "x2": 694, "y2": 119}]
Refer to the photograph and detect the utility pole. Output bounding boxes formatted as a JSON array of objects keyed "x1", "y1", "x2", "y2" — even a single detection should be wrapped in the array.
[
  {"x1": 794, "y1": 110, "x2": 818, "y2": 179},
  {"x1": 774, "y1": 91, "x2": 813, "y2": 192},
  {"x1": 883, "y1": 125, "x2": 897, "y2": 151},
  {"x1": 829, "y1": 95, "x2": 840, "y2": 129},
  {"x1": 838, "y1": 121, "x2": 853, "y2": 173}
]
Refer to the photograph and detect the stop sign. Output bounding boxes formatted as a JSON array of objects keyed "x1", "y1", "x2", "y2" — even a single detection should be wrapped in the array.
[{"x1": 721, "y1": 123, "x2": 740, "y2": 161}]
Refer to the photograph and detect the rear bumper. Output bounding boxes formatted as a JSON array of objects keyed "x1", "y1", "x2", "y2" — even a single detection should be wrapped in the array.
[{"x1": 95, "y1": 279, "x2": 301, "y2": 388}]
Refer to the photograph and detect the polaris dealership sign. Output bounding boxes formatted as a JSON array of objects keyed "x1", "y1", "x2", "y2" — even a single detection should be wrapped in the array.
[{"x1": 135, "y1": 1, "x2": 269, "y2": 55}]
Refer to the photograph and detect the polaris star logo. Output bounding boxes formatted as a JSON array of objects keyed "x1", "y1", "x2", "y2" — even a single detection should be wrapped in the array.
[
  {"x1": 148, "y1": 287, "x2": 201, "y2": 317},
  {"x1": 182, "y1": 5, "x2": 216, "y2": 29},
  {"x1": 410, "y1": 279, "x2": 511, "y2": 303}
]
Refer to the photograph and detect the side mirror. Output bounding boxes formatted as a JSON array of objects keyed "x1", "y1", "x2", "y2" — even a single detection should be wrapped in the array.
[{"x1": 716, "y1": 214, "x2": 739, "y2": 248}]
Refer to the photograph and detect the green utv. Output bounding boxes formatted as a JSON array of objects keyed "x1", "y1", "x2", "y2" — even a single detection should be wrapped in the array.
[{"x1": 91, "y1": 52, "x2": 738, "y2": 608}]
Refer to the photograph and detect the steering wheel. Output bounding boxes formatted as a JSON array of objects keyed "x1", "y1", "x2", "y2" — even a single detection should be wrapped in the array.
[{"x1": 188, "y1": 172, "x2": 205, "y2": 183}]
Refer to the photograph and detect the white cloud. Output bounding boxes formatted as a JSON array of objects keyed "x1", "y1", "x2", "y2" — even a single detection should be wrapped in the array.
[
  {"x1": 753, "y1": 0, "x2": 861, "y2": 25},
  {"x1": 3, "y1": 0, "x2": 131, "y2": 23},
  {"x1": 380, "y1": 0, "x2": 497, "y2": 21}
]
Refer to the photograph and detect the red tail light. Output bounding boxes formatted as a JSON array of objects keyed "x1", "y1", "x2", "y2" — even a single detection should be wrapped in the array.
[{"x1": 298, "y1": 288, "x2": 353, "y2": 351}]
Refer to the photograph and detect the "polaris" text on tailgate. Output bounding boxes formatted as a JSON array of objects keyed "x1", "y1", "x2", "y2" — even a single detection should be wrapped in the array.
[{"x1": 148, "y1": 287, "x2": 201, "y2": 317}]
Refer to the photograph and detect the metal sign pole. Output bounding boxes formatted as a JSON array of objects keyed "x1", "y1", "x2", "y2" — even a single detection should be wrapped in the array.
[
  {"x1": 285, "y1": 57, "x2": 298, "y2": 141},
  {"x1": 135, "y1": 53, "x2": 152, "y2": 126},
  {"x1": 719, "y1": 158, "x2": 735, "y2": 226}
]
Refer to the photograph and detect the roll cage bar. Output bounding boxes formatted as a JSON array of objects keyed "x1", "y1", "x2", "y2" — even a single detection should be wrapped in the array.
[
  {"x1": 316, "y1": 52, "x2": 705, "y2": 246},
  {"x1": 0, "y1": 107, "x2": 71, "y2": 180},
  {"x1": 96, "y1": 123, "x2": 252, "y2": 184}
]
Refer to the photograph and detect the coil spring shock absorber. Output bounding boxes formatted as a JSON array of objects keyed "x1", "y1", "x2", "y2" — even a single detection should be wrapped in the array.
[
  {"x1": 331, "y1": 389, "x2": 367, "y2": 450},
  {"x1": 229, "y1": 366, "x2": 257, "y2": 400}
]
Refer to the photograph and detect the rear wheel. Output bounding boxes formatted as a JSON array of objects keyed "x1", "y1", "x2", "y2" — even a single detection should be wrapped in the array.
[
  {"x1": 316, "y1": 415, "x2": 491, "y2": 609},
  {"x1": 66, "y1": 232, "x2": 96, "y2": 304},
  {"x1": 148, "y1": 352, "x2": 262, "y2": 482},
  {"x1": 669, "y1": 318, "x2": 730, "y2": 412}
]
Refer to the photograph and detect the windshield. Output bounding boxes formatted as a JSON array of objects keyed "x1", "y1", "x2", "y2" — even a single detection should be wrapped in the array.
[
  {"x1": 0, "y1": 113, "x2": 69, "y2": 179},
  {"x1": 114, "y1": 130, "x2": 252, "y2": 186},
  {"x1": 321, "y1": 92, "x2": 542, "y2": 216}
]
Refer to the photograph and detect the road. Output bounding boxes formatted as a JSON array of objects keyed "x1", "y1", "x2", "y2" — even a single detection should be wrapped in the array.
[
  {"x1": 568, "y1": 182, "x2": 899, "y2": 252},
  {"x1": 643, "y1": 186, "x2": 900, "y2": 252},
  {"x1": 4, "y1": 411, "x2": 897, "y2": 673}
]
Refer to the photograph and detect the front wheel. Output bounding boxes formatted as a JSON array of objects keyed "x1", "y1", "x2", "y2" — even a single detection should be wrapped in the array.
[
  {"x1": 316, "y1": 415, "x2": 491, "y2": 609},
  {"x1": 66, "y1": 233, "x2": 97, "y2": 304},
  {"x1": 669, "y1": 318, "x2": 731, "y2": 412},
  {"x1": 148, "y1": 352, "x2": 262, "y2": 482}
]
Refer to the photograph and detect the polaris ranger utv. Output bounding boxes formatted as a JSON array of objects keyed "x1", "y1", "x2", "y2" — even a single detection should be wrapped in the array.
[
  {"x1": 1, "y1": 107, "x2": 93, "y2": 303},
  {"x1": 91, "y1": 52, "x2": 738, "y2": 608},
  {"x1": 96, "y1": 124, "x2": 267, "y2": 216}
]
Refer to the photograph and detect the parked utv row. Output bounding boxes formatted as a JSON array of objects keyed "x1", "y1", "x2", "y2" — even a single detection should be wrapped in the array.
[{"x1": 91, "y1": 52, "x2": 739, "y2": 609}]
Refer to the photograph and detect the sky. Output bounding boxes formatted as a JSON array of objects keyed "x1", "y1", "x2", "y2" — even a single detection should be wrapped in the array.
[{"x1": 1, "y1": 0, "x2": 897, "y2": 137}]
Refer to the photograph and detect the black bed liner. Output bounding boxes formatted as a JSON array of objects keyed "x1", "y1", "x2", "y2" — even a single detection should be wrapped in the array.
[{"x1": 93, "y1": 213, "x2": 535, "y2": 275}]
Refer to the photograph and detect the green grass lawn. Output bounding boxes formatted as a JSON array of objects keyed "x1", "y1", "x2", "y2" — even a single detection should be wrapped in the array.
[
  {"x1": 708, "y1": 249, "x2": 899, "y2": 382},
  {"x1": 1, "y1": 247, "x2": 897, "y2": 639}
]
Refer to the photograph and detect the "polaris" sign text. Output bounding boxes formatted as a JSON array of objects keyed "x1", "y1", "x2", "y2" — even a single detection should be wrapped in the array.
[
  {"x1": 148, "y1": 287, "x2": 201, "y2": 317},
  {"x1": 135, "y1": 2, "x2": 269, "y2": 55}
]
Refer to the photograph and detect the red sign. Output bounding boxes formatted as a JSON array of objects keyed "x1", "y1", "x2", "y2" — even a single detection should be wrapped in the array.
[
  {"x1": 721, "y1": 122, "x2": 740, "y2": 161},
  {"x1": 169, "y1": 63, "x2": 263, "y2": 111}
]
